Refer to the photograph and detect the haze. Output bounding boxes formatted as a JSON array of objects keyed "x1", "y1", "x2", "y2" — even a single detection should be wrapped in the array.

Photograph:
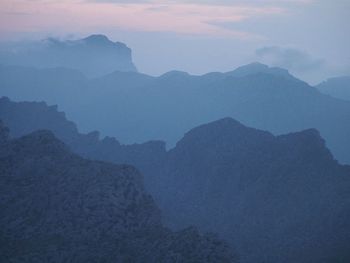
[
  {"x1": 0, "y1": 0, "x2": 349, "y2": 84},
  {"x1": 1, "y1": 1, "x2": 350, "y2": 262}
]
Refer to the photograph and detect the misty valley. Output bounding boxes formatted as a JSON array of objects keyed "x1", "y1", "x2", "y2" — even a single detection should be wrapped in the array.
[{"x1": 0, "y1": 34, "x2": 349, "y2": 263}]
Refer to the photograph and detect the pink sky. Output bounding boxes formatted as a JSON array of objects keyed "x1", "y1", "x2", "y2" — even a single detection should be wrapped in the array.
[
  {"x1": 0, "y1": 0, "x2": 287, "y2": 39},
  {"x1": 0, "y1": 0, "x2": 348, "y2": 84}
]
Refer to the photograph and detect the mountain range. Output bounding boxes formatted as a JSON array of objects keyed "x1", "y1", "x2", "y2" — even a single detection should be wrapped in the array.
[
  {"x1": 1, "y1": 97, "x2": 349, "y2": 263},
  {"x1": 1, "y1": 34, "x2": 350, "y2": 262},
  {"x1": 0, "y1": 119, "x2": 236, "y2": 262},
  {"x1": 0, "y1": 96, "x2": 166, "y2": 172},
  {"x1": 154, "y1": 118, "x2": 350, "y2": 263},
  {"x1": 1, "y1": 59, "x2": 350, "y2": 164}
]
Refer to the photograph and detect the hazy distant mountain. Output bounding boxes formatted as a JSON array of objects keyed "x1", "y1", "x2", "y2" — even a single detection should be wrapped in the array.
[
  {"x1": 0, "y1": 35, "x2": 137, "y2": 76},
  {"x1": 0, "y1": 97, "x2": 166, "y2": 172},
  {"x1": 225, "y1": 62, "x2": 297, "y2": 80},
  {"x1": 1, "y1": 97, "x2": 349, "y2": 263},
  {"x1": 0, "y1": 65, "x2": 87, "y2": 113},
  {"x1": 1, "y1": 62, "x2": 350, "y2": 165},
  {"x1": 316, "y1": 76, "x2": 350, "y2": 101},
  {"x1": 0, "y1": 120, "x2": 235, "y2": 263}
]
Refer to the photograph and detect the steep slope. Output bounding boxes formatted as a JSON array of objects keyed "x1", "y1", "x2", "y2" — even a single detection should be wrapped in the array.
[
  {"x1": 316, "y1": 76, "x2": 350, "y2": 101},
  {"x1": 1, "y1": 98, "x2": 349, "y2": 262},
  {"x1": 1, "y1": 63, "x2": 350, "y2": 164},
  {"x1": 150, "y1": 118, "x2": 350, "y2": 263},
  {"x1": 0, "y1": 97, "x2": 166, "y2": 172},
  {"x1": 0, "y1": 34, "x2": 137, "y2": 76},
  {"x1": 0, "y1": 121, "x2": 236, "y2": 263},
  {"x1": 225, "y1": 62, "x2": 297, "y2": 80}
]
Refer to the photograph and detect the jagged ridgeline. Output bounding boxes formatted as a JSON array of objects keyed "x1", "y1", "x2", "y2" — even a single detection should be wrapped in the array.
[
  {"x1": 1, "y1": 48, "x2": 350, "y2": 165},
  {"x1": 1, "y1": 97, "x2": 350, "y2": 263},
  {"x1": 0, "y1": 120, "x2": 236, "y2": 263},
  {"x1": 1, "y1": 35, "x2": 350, "y2": 263}
]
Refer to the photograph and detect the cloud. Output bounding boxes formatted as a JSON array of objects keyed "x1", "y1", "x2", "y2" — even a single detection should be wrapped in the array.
[
  {"x1": 86, "y1": 0, "x2": 150, "y2": 3},
  {"x1": 178, "y1": 0, "x2": 315, "y2": 6},
  {"x1": 0, "y1": 0, "x2": 286, "y2": 39},
  {"x1": 88, "y1": 0, "x2": 314, "y2": 5},
  {"x1": 255, "y1": 46, "x2": 325, "y2": 72}
]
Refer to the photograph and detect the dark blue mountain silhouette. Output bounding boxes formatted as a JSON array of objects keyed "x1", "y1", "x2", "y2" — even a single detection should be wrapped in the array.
[
  {"x1": 0, "y1": 119, "x2": 236, "y2": 262},
  {"x1": 1, "y1": 97, "x2": 349, "y2": 263}
]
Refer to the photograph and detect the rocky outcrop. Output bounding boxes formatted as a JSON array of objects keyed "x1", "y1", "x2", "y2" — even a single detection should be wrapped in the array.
[
  {"x1": 0, "y1": 34, "x2": 137, "y2": 76},
  {"x1": 0, "y1": 124, "x2": 236, "y2": 263},
  {"x1": 0, "y1": 97, "x2": 166, "y2": 171},
  {"x1": 1, "y1": 97, "x2": 350, "y2": 262},
  {"x1": 151, "y1": 118, "x2": 350, "y2": 263}
]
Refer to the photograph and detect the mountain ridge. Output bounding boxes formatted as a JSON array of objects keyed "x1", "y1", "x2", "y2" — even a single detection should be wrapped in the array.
[
  {"x1": 1, "y1": 98, "x2": 350, "y2": 263},
  {"x1": 0, "y1": 120, "x2": 237, "y2": 262},
  {"x1": 154, "y1": 116, "x2": 350, "y2": 263},
  {"x1": 1, "y1": 61, "x2": 350, "y2": 164}
]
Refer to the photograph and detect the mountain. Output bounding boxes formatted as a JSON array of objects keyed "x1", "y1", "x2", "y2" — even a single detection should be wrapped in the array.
[
  {"x1": 316, "y1": 76, "x2": 350, "y2": 101},
  {"x1": 0, "y1": 97, "x2": 166, "y2": 173},
  {"x1": 1, "y1": 62, "x2": 350, "y2": 165},
  {"x1": 225, "y1": 62, "x2": 297, "y2": 80},
  {"x1": 0, "y1": 65, "x2": 87, "y2": 112},
  {"x1": 1, "y1": 97, "x2": 349, "y2": 263},
  {"x1": 151, "y1": 118, "x2": 350, "y2": 263},
  {"x1": 0, "y1": 120, "x2": 236, "y2": 263},
  {"x1": 0, "y1": 35, "x2": 137, "y2": 76}
]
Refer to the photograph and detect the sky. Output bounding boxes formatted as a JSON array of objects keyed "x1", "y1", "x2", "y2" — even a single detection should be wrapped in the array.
[{"x1": 0, "y1": 0, "x2": 349, "y2": 84}]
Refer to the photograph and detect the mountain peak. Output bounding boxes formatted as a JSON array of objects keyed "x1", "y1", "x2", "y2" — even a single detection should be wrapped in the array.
[
  {"x1": 237, "y1": 62, "x2": 268, "y2": 71},
  {"x1": 199, "y1": 117, "x2": 245, "y2": 129},
  {"x1": 160, "y1": 70, "x2": 190, "y2": 78},
  {"x1": 275, "y1": 128, "x2": 336, "y2": 164},
  {"x1": 173, "y1": 118, "x2": 336, "y2": 167},
  {"x1": 0, "y1": 35, "x2": 137, "y2": 77},
  {"x1": 174, "y1": 117, "x2": 274, "y2": 151},
  {"x1": 227, "y1": 62, "x2": 294, "y2": 80},
  {"x1": 82, "y1": 34, "x2": 125, "y2": 48},
  {"x1": 182, "y1": 117, "x2": 248, "y2": 138},
  {"x1": 83, "y1": 34, "x2": 110, "y2": 43}
]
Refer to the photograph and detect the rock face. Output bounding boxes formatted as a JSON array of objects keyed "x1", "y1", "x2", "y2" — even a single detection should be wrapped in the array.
[
  {"x1": 1, "y1": 98, "x2": 350, "y2": 263},
  {"x1": 0, "y1": 120, "x2": 9, "y2": 144},
  {"x1": 1, "y1": 63, "x2": 350, "y2": 164},
  {"x1": 0, "y1": 122, "x2": 236, "y2": 263},
  {"x1": 151, "y1": 118, "x2": 350, "y2": 263},
  {"x1": 0, "y1": 97, "x2": 166, "y2": 172},
  {"x1": 0, "y1": 34, "x2": 137, "y2": 76},
  {"x1": 316, "y1": 76, "x2": 350, "y2": 101}
]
